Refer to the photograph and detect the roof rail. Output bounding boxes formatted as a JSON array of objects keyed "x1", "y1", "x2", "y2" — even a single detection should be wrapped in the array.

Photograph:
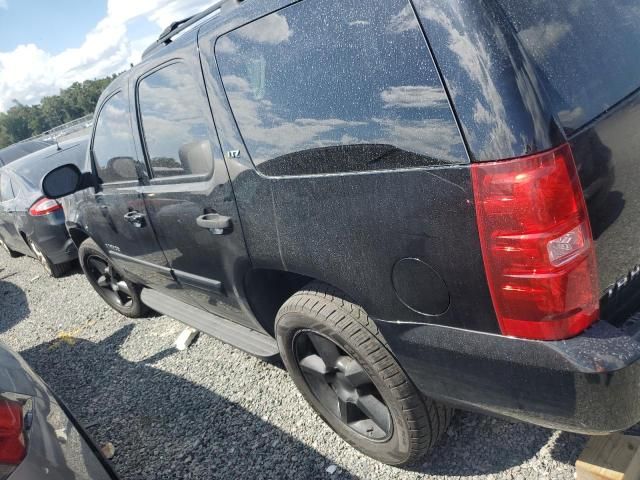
[{"x1": 142, "y1": 0, "x2": 237, "y2": 60}]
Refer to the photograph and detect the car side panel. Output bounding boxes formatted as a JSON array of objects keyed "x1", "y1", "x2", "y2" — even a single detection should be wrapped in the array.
[
  {"x1": 0, "y1": 173, "x2": 25, "y2": 252},
  {"x1": 198, "y1": 0, "x2": 499, "y2": 332},
  {"x1": 0, "y1": 200, "x2": 22, "y2": 252}
]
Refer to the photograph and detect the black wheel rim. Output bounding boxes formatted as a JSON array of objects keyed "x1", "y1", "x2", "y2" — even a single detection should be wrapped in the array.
[
  {"x1": 294, "y1": 330, "x2": 392, "y2": 441},
  {"x1": 85, "y1": 255, "x2": 133, "y2": 308}
]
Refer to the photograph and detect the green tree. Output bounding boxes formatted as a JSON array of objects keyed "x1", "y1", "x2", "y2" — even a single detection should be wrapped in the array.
[
  {"x1": 0, "y1": 73, "x2": 119, "y2": 149},
  {"x1": 0, "y1": 122, "x2": 11, "y2": 148},
  {"x1": 2, "y1": 101, "x2": 34, "y2": 143}
]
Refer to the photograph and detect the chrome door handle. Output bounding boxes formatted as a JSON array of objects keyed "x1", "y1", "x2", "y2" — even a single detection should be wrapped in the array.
[
  {"x1": 196, "y1": 213, "x2": 232, "y2": 234},
  {"x1": 124, "y1": 210, "x2": 145, "y2": 227}
]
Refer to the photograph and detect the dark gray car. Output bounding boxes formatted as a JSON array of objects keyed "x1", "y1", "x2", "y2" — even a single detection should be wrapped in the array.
[
  {"x1": 0, "y1": 340, "x2": 117, "y2": 480},
  {"x1": 0, "y1": 138, "x2": 87, "y2": 277}
]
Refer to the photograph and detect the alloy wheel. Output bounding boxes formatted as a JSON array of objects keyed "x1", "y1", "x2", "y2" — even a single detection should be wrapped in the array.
[
  {"x1": 85, "y1": 255, "x2": 133, "y2": 308},
  {"x1": 294, "y1": 330, "x2": 392, "y2": 441}
]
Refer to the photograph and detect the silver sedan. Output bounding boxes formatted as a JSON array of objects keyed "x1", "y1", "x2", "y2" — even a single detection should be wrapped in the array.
[{"x1": 0, "y1": 340, "x2": 117, "y2": 480}]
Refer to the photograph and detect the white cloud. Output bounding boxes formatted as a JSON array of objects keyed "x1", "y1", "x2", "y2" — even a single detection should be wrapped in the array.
[
  {"x1": 518, "y1": 22, "x2": 571, "y2": 58},
  {"x1": 221, "y1": 72, "x2": 464, "y2": 165},
  {"x1": 0, "y1": 0, "x2": 214, "y2": 112},
  {"x1": 558, "y1": 106, "x2": 585, "y2": 127},
  {"x1": 0, "y1": 0, "x2": 7, "y2": 10},
  {"x1": 381, "y1": 85, "x2": 448, "y2": 109},
  {"x1": 236, "y1": 13, "x2": 291, "y2": 45},
  {"x1": 215, "y1": 36, "x2": 237, "y2": 55},
  {"x1": 414, "y1": 0, "x2": 517, "y2": 159},
  {"x1": 372, "y1": 117, "x2": 463, "y2": 162},
  {"x1": 388, "y1": 4, "x2": 419, "y2": 33}
]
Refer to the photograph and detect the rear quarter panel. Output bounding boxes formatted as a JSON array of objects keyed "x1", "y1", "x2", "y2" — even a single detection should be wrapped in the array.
[{"x1": 197, "y1": 0, "x2": 498, "y2": 331}]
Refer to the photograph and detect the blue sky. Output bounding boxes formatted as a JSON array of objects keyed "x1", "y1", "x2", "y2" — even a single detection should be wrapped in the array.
[
  {"x1": 0, "y1": 1, "x2": 108, "y2": 54},
  {"x1": 0, "y1": 0, "x2": 213, "y2": 112}
]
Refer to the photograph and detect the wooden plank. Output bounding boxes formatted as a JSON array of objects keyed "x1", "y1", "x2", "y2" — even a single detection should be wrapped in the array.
[{"x1": 576, "y1": 434, "x2": 640, "y2": 480}]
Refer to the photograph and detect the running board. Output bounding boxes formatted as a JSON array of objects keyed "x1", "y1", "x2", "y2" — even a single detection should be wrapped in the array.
[{"x1": 140, "y1": 288, "x2": 279, "y2": 359}]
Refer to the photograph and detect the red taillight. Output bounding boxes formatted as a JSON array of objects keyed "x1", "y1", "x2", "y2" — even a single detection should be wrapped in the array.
[
  {"x1": 471, "y1": 143, "x2": 599, "y2": 340},
  {"x1": 0, "y1": 398, "x2": 26, "y2": 465},
  {"x1": 28, "y1": 197, "x2": 62, "y2": 216}
]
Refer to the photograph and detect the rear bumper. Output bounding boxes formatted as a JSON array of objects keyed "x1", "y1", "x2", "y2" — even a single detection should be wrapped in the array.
[
  {"x1": 44, "y1": 237, "x2": 77, "y2": 264},
  {"x1": 30, "y1": 212, "x2": 77, "y2": 265},
  {"x1": 377, "y1": 317, "x2": 640, "y2": 434}
]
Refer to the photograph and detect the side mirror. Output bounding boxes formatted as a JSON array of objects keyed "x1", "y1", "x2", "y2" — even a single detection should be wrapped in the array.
[{"x1": 42, "y1": 164, "x2": 94, "y2": 199}]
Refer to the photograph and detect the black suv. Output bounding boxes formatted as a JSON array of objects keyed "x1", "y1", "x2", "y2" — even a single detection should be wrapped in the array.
[{"x1": 43, "y1": 0, "x2": 640, "y2": 465}]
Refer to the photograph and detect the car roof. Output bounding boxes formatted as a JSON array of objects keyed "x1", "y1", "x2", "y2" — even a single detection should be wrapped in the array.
[{"x1": 99, "y1": 1, "x2": 241, "y2": 102}]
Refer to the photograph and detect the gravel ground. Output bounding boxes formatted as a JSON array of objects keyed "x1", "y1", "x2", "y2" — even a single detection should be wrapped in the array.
[{"x1": 0, "y1": 248, "x2": 589, "y2": 479}]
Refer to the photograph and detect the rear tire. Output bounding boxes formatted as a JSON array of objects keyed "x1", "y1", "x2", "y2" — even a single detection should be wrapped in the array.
[
  {"x1": 0, "y1": 237, "x2": 22, "y2": 258},
  {"x1": 28, "y1": 238, "x2": 69, "y2": 278},
  {"x1": 78, "y1": 238, "x2": 148, "y2": 318},
  {"x1": 275, "y1": 281, "x2": 452, "y2": 466}
]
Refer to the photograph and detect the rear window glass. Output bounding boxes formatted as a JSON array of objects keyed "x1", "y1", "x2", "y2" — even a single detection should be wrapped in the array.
[
  {"x1": 498, "y1": 0, "x2": 640, "y2": 132},
  {"x1": 215, "y1": 0, "x2": 467, "y2": 176},
  {"x1": 0, "y1": 140, "x2": 52, "y2": 166},
  {"x1": 14, "y1": 140, "x2": 87, "y2": 188}
]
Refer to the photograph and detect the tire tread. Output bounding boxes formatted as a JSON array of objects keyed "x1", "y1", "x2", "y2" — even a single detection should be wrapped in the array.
[{"x1": 278, "y1": 281, "x2": 453, "y2": 465}]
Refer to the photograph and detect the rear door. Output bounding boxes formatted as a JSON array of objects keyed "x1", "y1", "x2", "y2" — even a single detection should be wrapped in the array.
[
  {"x1": 0, "y1": 172, "x2": 21, "y2": 250},
  {"x1": 133, "y1": 58, "x2": 253, "y2": 326},
  {"x1": 86, "y1": 89, "x2": 174, "y2": 292}
]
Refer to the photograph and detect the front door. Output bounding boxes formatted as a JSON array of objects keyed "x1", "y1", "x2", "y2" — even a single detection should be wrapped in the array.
[
  {"x1": 133, "y1": 60, "x2": 253, "y2": 326},
  {"x1": 86, "y1": 89, "x2": 174, "y2": 293}
]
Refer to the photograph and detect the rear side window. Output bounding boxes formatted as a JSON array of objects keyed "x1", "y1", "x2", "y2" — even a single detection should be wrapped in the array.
[
  {"x1": 215, "y1": 0, "x2": 467, "y2": 176},
  {"x1": 0, "y1": 174, "x2": 14, "y2": 201},
  {"x1": 498, "y1": 0, "x2": 640, "y2": 131},
  {"x1": 137, "y1": 63, "x2": 214, "y2": 178},
  {"x1": 92, "y1": 93, "x2": 140, "y2": 184}
]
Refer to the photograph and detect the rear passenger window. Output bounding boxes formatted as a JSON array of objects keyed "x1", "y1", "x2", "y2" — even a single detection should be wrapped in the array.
[
  {"x1": 93, "y1": 93, "x2": 140, "y2": 184},
  {"x1": 138, "y1": 63, "x2": 214, "y2": 178},
  {"x1": 215, "y1": 0, "x2": 467, "y2": 176},
  {"x1": 0, "y1": 174, "x2": 14, "y2": 201}
]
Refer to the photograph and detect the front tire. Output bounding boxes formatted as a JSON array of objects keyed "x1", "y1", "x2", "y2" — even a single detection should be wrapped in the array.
[
  {"x1": 275, "y1": 282, "x2": 452, "y2": 466},
  {"x1": 78, "y1": 238, "x2": 148, "y2": 318}
]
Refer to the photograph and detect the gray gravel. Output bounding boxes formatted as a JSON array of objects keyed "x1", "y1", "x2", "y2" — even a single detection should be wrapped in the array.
[{"x1": 0, "y1": 249, "x2": 588, "y2": 479}]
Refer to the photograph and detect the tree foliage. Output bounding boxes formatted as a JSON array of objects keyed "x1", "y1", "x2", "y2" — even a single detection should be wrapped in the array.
[{"x1": 0, "y1": 75, "x2": 117, "y2": 148}]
